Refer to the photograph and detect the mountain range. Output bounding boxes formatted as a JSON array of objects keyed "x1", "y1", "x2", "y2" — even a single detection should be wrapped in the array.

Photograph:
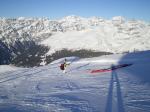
[{"x1": 0, "y1": 16, "x2": 150, "y2": 66}]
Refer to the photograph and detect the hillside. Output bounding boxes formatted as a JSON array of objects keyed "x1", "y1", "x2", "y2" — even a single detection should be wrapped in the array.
[
  {"x1": 0, "y1": 16, "x2": 150, "y2": 53},
  {"x1": 0, "y1": 51, "x2": 150, "y2": 112},
  {"x1": 0, "y1": 16, "x2": 150, "y2": 66}
]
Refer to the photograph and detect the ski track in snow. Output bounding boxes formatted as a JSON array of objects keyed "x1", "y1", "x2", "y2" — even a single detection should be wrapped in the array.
[{"x1": 0, "y1": 53, "x2": 150, "y2": 112}]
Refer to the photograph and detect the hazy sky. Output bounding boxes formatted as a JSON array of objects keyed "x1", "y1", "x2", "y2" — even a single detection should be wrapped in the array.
[{"x1": 0, "y1": 0, "x2": 150, "y2": 21}]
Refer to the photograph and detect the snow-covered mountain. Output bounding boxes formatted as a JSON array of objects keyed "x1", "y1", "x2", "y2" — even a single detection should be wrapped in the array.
[{"x1": 0, "y1": 15, "x2": 150, "y2": 54}]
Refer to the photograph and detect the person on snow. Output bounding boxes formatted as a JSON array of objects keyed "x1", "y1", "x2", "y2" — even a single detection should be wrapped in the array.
[{"x1": 60, "y1": 58, "x2": 69, "y2": 73}]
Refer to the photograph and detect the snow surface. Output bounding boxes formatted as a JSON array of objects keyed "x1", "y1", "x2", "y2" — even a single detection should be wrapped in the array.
[
  {"x1": 0, "y1": 65, "x2": 22, "y2": 74},
  {"x1": 0, "y1": 51, "x2": 150, "y2": 112}
]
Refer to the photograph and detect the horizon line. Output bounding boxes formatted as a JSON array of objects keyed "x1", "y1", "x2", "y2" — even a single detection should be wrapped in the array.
[{"x1": 0, "y1": 15, "x2": 149, "y2": 22}]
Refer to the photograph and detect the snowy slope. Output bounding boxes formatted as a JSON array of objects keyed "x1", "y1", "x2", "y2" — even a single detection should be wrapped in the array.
[
  {"x1": 0, "y1": 65, "x2": 22, "y2": 74},
  {"x1": 0, "y1": 51, "x2": 150, "y2": 112},
  {"x1": 0, "y1": 16, "x2": 150, "y2": 54}
]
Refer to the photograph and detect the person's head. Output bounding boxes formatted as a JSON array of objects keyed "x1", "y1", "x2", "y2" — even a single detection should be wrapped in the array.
[{"x1": 64, "y1": 58, "x2": 67, "y2": 62}]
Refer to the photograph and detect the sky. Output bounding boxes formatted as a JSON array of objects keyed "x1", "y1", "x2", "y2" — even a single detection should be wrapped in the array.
[{"x1": 0, "y1": 0, "x2": 150, "y2": 21}]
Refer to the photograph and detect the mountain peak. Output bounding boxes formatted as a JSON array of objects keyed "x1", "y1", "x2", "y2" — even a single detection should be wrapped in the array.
[
  {"x1": 0, "y1": 16, "x2": 150, "y2": 54},
  {"x1": 60, "y1": 15, "x2": 85, "y2": 22}
]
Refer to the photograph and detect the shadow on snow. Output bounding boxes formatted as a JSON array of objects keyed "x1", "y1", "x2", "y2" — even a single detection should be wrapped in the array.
[{"x1": 105, "y1": 68, "x2": 125, "y2": 112}]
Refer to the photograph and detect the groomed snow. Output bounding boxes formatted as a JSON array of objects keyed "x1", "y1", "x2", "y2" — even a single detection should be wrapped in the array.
[
  {"x1": 0, "y1": 51, "x2": 150, "y2": 112},
  {"x1": 0, "y1": 65, "x2": 21, "y2": 74}
]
